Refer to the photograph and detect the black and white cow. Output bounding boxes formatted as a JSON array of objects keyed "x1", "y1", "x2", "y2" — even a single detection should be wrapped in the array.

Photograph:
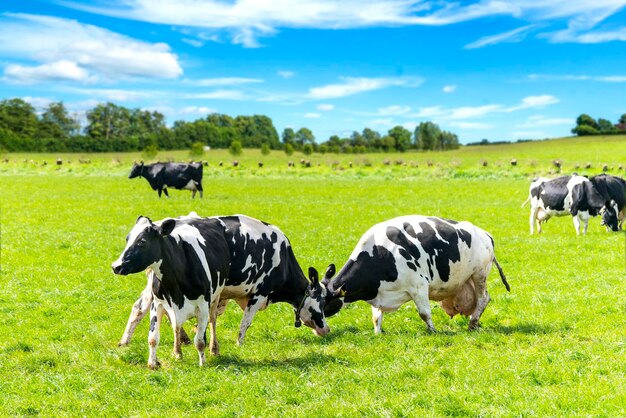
[
  {"x1": 307, "y1": 216, "x2": 510, "y2": 335},
  {"x1": 590, "y1": 174, "x2": 626, "y2": 231},
  {"x1": 129, "y1": 161, "x2": 203, "y2": 198},
  {"x1": 113, "y1": 214, "x2": 327, "y2": 367},
  {"x1": 525, "y1": 174, "x2": 609, "y2": 235}
]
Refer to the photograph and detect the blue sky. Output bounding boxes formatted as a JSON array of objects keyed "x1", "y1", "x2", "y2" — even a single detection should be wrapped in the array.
[{"x1": 1, "y1": 1, "x2": 626, "y2": 143}]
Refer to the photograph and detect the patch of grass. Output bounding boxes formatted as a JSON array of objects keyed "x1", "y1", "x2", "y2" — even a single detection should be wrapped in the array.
[{"x1": 1, "y1": 139, "x2": 625, "y2": 416}]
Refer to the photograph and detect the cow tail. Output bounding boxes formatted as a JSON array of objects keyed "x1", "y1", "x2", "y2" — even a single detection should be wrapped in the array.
[
  {"x1": 493, "y1": 257, "x2": 510, "y2": 292},
  {"x1": 521, "y1": 196, "x2": 530, "y2": 208}
]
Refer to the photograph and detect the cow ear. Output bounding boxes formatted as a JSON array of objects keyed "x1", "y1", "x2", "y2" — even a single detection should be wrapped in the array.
[
  {"x1": 136, "y1": 215, "x2": 151, "y2": 224},
  {"x1": 308, "y1": 267, "x2": 319, "y2": 286},
  {"x1": 159, "y1": 218, "x2": 176, "y2": 236},
  {"x1": 321, "y1": 264, "x2": 336, "y2": 285}
]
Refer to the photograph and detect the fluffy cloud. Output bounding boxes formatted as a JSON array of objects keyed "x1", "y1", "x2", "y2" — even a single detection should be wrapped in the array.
[
  {"x1": 62, "y1": 1, "x2": 626, "y2": 47},
  {"x1": 307, "y1": 76, "x2": 422, "y2": 99},
  {"x1": 317, "y1": 104, "x2": 334, "y2": 111},
  {"x1": 4, "y1": 60, "x2": 96, "y2": 84},
  {"x1": 442, "y1": 85, "x2": 457, "y2": 93},
  {"x1": 0, "y1": 13, "x2": 182, "y2": 83}
]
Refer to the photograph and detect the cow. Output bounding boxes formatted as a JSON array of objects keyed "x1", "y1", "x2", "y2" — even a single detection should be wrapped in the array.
[
  {"x1": 524, "y1": 174, "x2": 609, "y2": 235},
  {"x1": 129, "y1": 161, "x2": 203, "y2": 198},
  {"x1": 306, "y1": 216, "x2": 510, "y2": 335},
  {"x1": 113, "y1": 214, "x2": 327, "y2": 368},
  {"x1": 589, "y1": 174, "x2": 626, "y2": 231}
]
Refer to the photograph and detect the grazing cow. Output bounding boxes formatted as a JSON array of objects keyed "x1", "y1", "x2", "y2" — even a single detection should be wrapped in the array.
[
  {"x1": 114, "y1": 214, "x2": 327, "y2": 367},
  {"x1": 129, "y1": 161, "x2": 203, "y2": 198},
  {"x1": 308, "y1": 216, "x2": 510, "y2": 334},
  {"x1": 524, "y1": 175, "x2": 608, "y2": 235},
  {"x1": 589, "y1": 174, "x2": 626, "y2": 231}
]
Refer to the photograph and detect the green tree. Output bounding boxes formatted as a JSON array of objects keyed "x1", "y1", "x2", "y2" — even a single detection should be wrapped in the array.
[
  {"x1": 282, "y1": 127, "x2": 296, "y2": 147},
  {"x1": 261, "y1": 143, "x2": 271, "y2": 155},
  {"x1": 387, "y1": 125, "x2": 412, "y2": 152},
  {"x1": 572, "y1": 125, "x2": 599, "y2": 136},
  {"x1": 575, "y1": 114, "x2": 599, "y2": 129},
  {"x1": 295, "y1": 127, "x2": 315, "y2": 147},
  {"x1": 229, "y1": 140, "x2": 242, "y2": 156},
  {"x1": 619, "y1": 114, "x2": 626, "y2": 125},
  {"x1": 284, "y1": 143, "x2": 294, "y2": 156},
  {"x1": 597, "y1": 118, "x2": 614, "y2": 133},
  {"x1": 415, "y1": 121, "x2": 441, "y2": 150},
  {"x1": 39, "y1": 102, "x2": 79, "y2": 139},
  {"x1": 0, "y1": 98, "x2": 39, "y2": 138},
  {"x1": 302, "y1": 143, "x2": 314, "y2": 155}
]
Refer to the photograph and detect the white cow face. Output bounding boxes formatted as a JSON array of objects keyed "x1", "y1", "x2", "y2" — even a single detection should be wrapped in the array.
[
  {"x1": 295, "y1": 267, "x2": 330, "y2": 336},
  {"x1": 111, "y1": 216, "x2": 175, "y2": 275}
]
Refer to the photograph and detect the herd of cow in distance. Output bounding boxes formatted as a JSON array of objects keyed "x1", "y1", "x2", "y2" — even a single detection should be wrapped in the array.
[{"x1": 116, "y1": 160, "x2": 625, "y2": 368}]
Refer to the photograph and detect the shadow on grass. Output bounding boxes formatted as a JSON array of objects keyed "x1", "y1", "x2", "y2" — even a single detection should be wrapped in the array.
[
  {"x1": 491, "y1": 322, "x2": 557, "y2": 335},
  {"x1": 210, "y1": 352, "x2": 342, "y2": 370}
]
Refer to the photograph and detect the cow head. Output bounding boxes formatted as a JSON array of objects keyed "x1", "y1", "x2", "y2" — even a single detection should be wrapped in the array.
[
  {"x1": 112, "y1": 216, "x2": 176, "y2": 275},
  {"x1": 319, "y1": 263, "x2": 346, "y2": 317},
  {"x1": 601, "y1": 200, "x2": 620, "y2": 232},
  {"x1": 128, "y1": 161, "x2": 144, "y2": 179},
  {"x1": 295, "y1": 267, "x2": 331, "y2": 336}
]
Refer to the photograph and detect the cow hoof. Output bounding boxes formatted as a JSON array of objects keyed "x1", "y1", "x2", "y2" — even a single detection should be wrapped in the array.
[
  {"x1": 173, "y1": 352, "x2": 183, "y2": 360},
  {"x1": 468, "y1": 321, "x2": 480, "y2": 330},
  {"x1": 148, "y1": 360, "x2": 161, "y2": 370},
  {"x1": 118, "y1": 341, "x2": 129, "y2": 347}
]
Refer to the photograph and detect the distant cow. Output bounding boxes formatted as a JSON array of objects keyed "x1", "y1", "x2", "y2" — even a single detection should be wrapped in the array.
[
  {"x1": 113, "y1": 214, "x2": 327, "y2": 367},
  {"x1": 524, "y1": 175, "x2": 609, "y2": 235},
  {"x1": 308, "y1": 216, "x2": 510, "y2": 335},
  {"x1": 129, "y1": 161, "x2": 203, "y2": 198},
  {"x1": 590, "y1": 174, "x2": 626, "y2": 231}
]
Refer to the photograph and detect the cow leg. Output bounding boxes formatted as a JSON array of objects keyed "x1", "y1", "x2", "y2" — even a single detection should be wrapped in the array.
[
  {"x1": 119, "y1": 282, "x2": 152, "y2": 346},
  {"x1": 237, "y1": 296, "x2": 268, "y2": 346},
  {"x1": 191, "y1": 189, "x2": 197, "y2": 199},
  {"x1": 157, "y1": 188, "x2": 163, "y2": 198},
  {"x1": 163, "y1": 188, "x2": 169, "y2": 198},
  {"x1": 194, "y1": 303, "x2": 210, "y2": 366},
  {"x1": 196, "y1": 182, "x2": 203, "y2": 198},
  {"x1": 171, "y1": 317, "x2": 183, "y2": 360},
  {"x1": 147, "y1": 302, "x2": 164, "y2": 369},
  {"x1": 372, "y1": 306, "x2": 384, "y2": 334},
  {"x1": 411, "y1": 282, "x2": 436, "y2": 333},
  {"x1": 208, "y1": 300, "x2": 220, "y2": 356},
  {"x1": 468, "y1": 273, "x2": 491, "y2": 330},
  {"x1": 529, "y1": 205, "x2": 538, "y2": 234}
]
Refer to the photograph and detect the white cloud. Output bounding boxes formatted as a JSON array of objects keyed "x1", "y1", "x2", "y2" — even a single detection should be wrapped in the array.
[
  {"x1": 370, "y1": 118, "x2": 394, "y2": 127},
  {"x1": 442, "y1": 85, "x2": 457, "y2": 93},
  {"x1": 4, "y1": 60, "x2": 96, "y2": 84},
  {"x1": 278, "y1": 70, "x2": 295, "y2": 79},
  {"x1": 448, "y1": 121, "x2": 494, "y2": 129},
  {"x1": 0, "y1": 13, "x2": 182, "y2": 82},
  {"x1": 304, "y1": 112, "x2": 321, "y2": 118},
  {"x1": 61, "y1": 1, "x2": 626, "y2": 47},
  {"x1": 516, "y1": 115, "x2": 573, "y2": 128},
  {"x1": 180, "y1": 106, "x2": 216, "y2": 115},
  {"x1": 377, "y1": 105, "x2": 411, "y2": 115},
  {"x1": 411, "y1": 94, "x2": 559, "y2": 120},
  {"x1": 465, "y1": 24, "x2": 539, "y2": 49},
  {"x1": 528, "y1": 74, "x2": 626, "y2": 82},
  {"x1": 182, "y1": 38, "x2": 204, "y2": 47},
  {"x1": 190, "y1": 77, "x2": 264, "y2": 87},
  {"x1": 508, "y1": 95, "x2": 559, "y2": 111},
  {"x1": 307, "y1": 76, "x2": 422, "y2": 99},
  {"x1": 66, "y1": 87, "x2": 153, "y2": 102},
  {"x1": 184, "y1": 90, "x2": 248, "y2": 100},
  {"x1": 22, "y1": 96, "x2": 54, "y2": 109},
  {"x1": 317, "y1": 104, "x2": 334, "y2": 111}
]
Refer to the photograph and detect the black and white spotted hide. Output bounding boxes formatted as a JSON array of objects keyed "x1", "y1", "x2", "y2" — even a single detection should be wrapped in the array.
[{"x1": 318, "y1": 216, "x2": 510, "y2": 334}]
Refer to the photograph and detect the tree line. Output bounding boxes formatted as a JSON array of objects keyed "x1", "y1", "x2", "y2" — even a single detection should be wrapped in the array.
[
  {"x1": 572, "y1": 113, "x2": 626, "y2": 136},
  {"x1": 0, "y1": 98, "x2": 459, "y2": 153}
]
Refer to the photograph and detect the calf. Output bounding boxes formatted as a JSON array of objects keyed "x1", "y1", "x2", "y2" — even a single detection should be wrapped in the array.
[
  {"x1": 525, "y1": 174, "x2": 607, "y2": 235},
  {"x1": 590, "y1": 174, "x2": 626, "y2": 231},
  {"x1": 309, "y1": 216, "x2": 510, "y2": 334},
  {"x1": 129, "y1": 161, "x2": 203, "y2": 198},
  {"x1": 116, "y1": 214, "x2": 328, "y2": 364}
]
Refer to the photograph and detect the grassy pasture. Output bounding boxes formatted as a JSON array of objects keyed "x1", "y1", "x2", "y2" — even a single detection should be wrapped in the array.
[{"x1": 1, "y1": 136, "x2": 626, "y2": 416}]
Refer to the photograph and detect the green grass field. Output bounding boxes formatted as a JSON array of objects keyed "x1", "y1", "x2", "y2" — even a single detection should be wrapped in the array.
[{"x1": 1, "y1": 136, "x2": 625, "y2": 416}]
